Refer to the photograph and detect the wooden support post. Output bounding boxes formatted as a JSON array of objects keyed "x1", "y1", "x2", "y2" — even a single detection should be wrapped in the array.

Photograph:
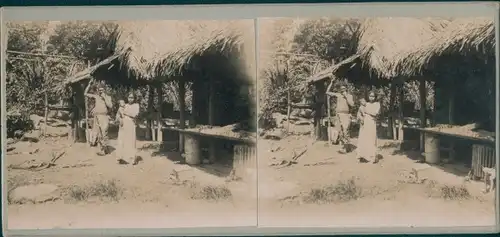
[
  {"x1": 397, "y1": 85, "x2": 405, "y2": 141},
  {"x1": 419, "y1": 78, "x2": 427, "y2": 151},
  {"x1": 208, "y1": 78, "x2": 216, "y2": 163},
  {"x1": 178, "y1": 80, "x2": 186, "y2": 153},
  {"x1": 157, "y1": 84, "x2": 164, "y2": 143},
  {"x1": 146, "y1": 84, "x2": 154, "y2": 141},
  {"x1": 326, "y1": 79, "x2": 334, "y2": 145},
  {"x1": 287, "y1": 87, "x2": 291, "y2": 134},
  {"x1": 43, "y1": 92, "x2": 49, "y2": 136},
  {"x1": 448, "y1": 86, "x2": 455, "y2": 160},
  {"x1": 314, "y1": 83, "x2": 326, "y2": 140},
  {"x1": 69, "y1": 87, "x2": 76, "y2": 142},
  {"x1": 388, "y1": 82, "x2": 397, "y2": 140},
  {"x1": 189, "y1": 80, "x2": 198, "y2": 128},
  {"x1": 72, "y1": 84, "x2": 85, "y2": 142},
  {"x1": 84, "y1": 61, "x2": 91, "y2": 144}
]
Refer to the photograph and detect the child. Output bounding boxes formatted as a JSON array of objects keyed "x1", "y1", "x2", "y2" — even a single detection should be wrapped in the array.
[
  {"x1": 357, "y1": 98, "x2": 366, "y2": 126},
  {"x1": 115, "y1": 100, "x2": 126, "y2": 162},
  {"x1": 116, "y1": 100, "x2": 126, "y2": 127}
]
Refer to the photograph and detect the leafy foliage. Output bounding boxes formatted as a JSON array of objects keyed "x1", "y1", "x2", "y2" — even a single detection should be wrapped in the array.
[
  {"x1": 259, "y1": 18, "x2": 436, "y2": 126},
  {"x1": 259, "y1": 18, "x2": 362, "y2": 122},
  {"x1": 6, "y1": 21, "x2": 117, "y2": 116}
]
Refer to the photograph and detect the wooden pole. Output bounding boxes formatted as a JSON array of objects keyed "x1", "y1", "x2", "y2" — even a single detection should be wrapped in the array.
[
  {"x1": 287, "y1": 87, "x2": 291, "y2": 133},
  {"x1": 157, "y1": 84, "x2": 164, "y2": 143},
  {"x1": 208, "y1": 79, "x2": 215, "y2": 126},
  {"x1": 314, "y1": 83, "x2": 326, "y2": 140},
  {"x1": 84, "y1": 61, "x2": 91, "y2": 144},
  {"x1": 448, "y1": 84, "x2": 455, "y2": 161},
  {"x1": 208, "y1": 78, "x2": 216, "y2": 163},
  {"x1": 326, "y1": 79, "x2": 335, "y2": 145},
  {"x1": 388, "y1": 82, "x2": 397, "y2": 140},
  {"x1": 178, "y1": 80, "x2": 186, "y2": 153},
  {"x1": 419, "y1": 78, "x2": 427, "y2": 151},
  {"x1": 146, "y1": 84, "x2": 154, "y2": 141},
  {"x1": 189, "y1": 80, "x2": 198, "y2": 128},
  {"x1": 43, "y1": 92, "x2": 49, "y2": 136},
  {"x1": 69, "y1": 86, "x2": 76, "y2": 142},
  {"x1": 397, "y1": 85, "x2": 405, "y2": 141},
  {"x1": 6, "y1": 50, "x2": 81, "y2": 60}
]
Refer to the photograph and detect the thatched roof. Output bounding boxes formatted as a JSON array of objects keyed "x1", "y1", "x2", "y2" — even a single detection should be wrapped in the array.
[
  {"x1": 357, "y1": 17, "x2": 449, "y2": 79},
  {"x1": 400, "y1": 17, "x2": 495, "y2": 74},
  {"x1": 115, "y1": 20, "x2": 254, "y2": 81},
  {"x1": 306, "y1": 54, "x2": 360, "y2": 84},
  {"x1": 64, "y1": 54, "x2": 120, "y2": 85}
]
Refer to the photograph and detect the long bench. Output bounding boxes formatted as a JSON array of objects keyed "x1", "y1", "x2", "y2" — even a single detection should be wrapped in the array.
[{"x1": 406, "y1": 127, "x2": 495, "y2": 180}]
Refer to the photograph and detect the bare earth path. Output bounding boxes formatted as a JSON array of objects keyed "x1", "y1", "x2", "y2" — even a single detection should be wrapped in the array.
[
  {"x1": 8, "y1": 201, "x2": 256, "y2": 229},
  {"x1": 6, "y1": 127, "x2": 257, "y2": 230},
  {"x1": 257, "y1": 130, "x2": 496, "y2": 228}
]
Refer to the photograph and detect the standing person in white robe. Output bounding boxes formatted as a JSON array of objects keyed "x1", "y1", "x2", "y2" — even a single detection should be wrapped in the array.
[
  {"x1": 356, "y1": 91, "x2": 381, "y2": 163},
  {"x1": 117, "y1": 93, "x2": 141, "y2": 165}
]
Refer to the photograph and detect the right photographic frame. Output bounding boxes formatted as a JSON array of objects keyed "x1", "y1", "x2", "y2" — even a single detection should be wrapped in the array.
[{"x1": 257, "y1": 16, "x2": 497, "y2": 228}]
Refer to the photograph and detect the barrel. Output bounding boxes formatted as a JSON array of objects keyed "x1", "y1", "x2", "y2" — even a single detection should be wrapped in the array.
[
  {"x1": 471, "y1": 144, "x2": 495, "y2": 180},
  {"x1": 184, "y1": 134, "x2": 201, "y2": 165},
  {"x1": 233, "y1": 144, "x2": 256, "y2": 180},
  {"x1": 424, "y1": 133, "x2": 440, "y2": 164}
]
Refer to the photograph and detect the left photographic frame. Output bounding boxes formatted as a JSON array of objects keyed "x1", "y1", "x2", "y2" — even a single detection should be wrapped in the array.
[{"x1": 2, "y1": 17, "x2": 258, "y2": 230}]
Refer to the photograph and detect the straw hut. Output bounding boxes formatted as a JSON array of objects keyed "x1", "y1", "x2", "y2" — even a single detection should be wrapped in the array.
[
  {"x1": 65, "y1": 20, "x2": 256, "y2": 172},
  {"x1": 403, "y1": 17, "x2": 495, "y2": 74},
  {"x1": 305, "y1": 18, "x2": 449, "y2": 140},
  {"x1": 403, "y1": 17, "x2": 495, "y2": 129}
]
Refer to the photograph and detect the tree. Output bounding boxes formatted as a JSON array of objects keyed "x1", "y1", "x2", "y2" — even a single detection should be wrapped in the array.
[
  {"x1": 6, "y1": 21, "x2": 118, "y2": 117},
  {"x1": 259, "y1": 17, "x2": 363, "y2": 126}
]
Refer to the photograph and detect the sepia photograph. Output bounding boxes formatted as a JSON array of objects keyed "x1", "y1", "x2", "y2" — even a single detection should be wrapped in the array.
[
  {"x1": 257, "y1": 17, "x2": 497, "y2": 228},
  {"x1": 4, "y1": 19, "x2": 257, "y2": 229}
]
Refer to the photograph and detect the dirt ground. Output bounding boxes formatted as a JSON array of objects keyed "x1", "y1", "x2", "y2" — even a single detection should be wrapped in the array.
[
  {"x1": 5, "y1": 123, "x2": 257, "y2": 230},
  {"x1": 257, "y1": 123, "x2": 496, "y2": 228},
  {"x1": 5, "y1": 121, "x2": 497, "y2": 230}
]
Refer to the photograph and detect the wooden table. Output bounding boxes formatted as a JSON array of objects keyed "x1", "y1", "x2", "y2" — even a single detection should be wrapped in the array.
[
  {"x1": 163, "y1": 126, "x2": 256, "y2": 166},
  {"x1": 405, "y1": 127, "x2": 495, "y2": 177}
]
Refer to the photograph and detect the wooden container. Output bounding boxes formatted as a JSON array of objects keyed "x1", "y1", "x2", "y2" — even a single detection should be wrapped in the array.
[
  {"x1": 233, "y1": 144, "x2": 256, "y2": 181},
  {"x1": 184, "y1": 134, "x2": 201, "y2": 165},
  {"x1": 471, "y1": 144, "x2": 495, "y2": 180},
  {"x1": 424, "y1": 133, "x2": 440, "y2": 164}
]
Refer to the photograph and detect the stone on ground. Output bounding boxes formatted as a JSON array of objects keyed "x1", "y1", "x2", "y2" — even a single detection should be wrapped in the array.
[{"x1": 9, "y1": 184, "x2": 60, "y2": 204}]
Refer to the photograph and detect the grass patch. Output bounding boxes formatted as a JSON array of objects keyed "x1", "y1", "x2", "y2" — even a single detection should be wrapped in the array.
[
  {"x1": 189, "y1": 181, "x2": 233, "y2": 202},
  {"x1": 425, "y1": 180, "x2": 471, "y2": 200},
  {"x1": 303, "y1": 177, "x2": 362, "y2": 204},
  {"x1": 66, "y1": 179, "x2": 122, "y2": 202}
]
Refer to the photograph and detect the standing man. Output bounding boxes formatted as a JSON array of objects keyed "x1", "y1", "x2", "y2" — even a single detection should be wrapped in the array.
[
  {"x1": 85, "y1": 84, "x2": 113, "y2": 156},
  {"x1": 326, "y1": 85, "x2": 354, "y2": 153}
]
